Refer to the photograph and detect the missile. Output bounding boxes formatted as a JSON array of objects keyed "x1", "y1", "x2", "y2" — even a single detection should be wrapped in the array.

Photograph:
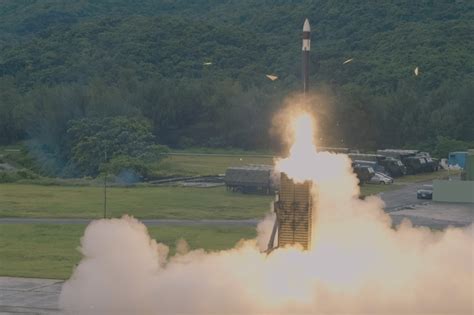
[
  {"x1": 302, "y1": 18, "x2": 311, "y2": 95},
  {"x1": 266, "y1": 20, "x2": 315, "y2": 253}
]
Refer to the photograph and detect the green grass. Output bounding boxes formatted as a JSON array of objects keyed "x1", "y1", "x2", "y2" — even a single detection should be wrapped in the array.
[
  {"x1": 0, "y1": 184, "x2": 271, "y2": 219},
  {"x1": 359, "y1": 183, "x2": 400, "y2": 196},
  {"x1": 158, "y1": 154, "x2": 273, "y2": 176},
  {"x1": 396, "y1": 169, "x2": 458, "y2": 184},
  {"x1": 170, "y1": 148, "x2": 273, "y2": 155},
  {"x1": 0, "y1": 224, "x2": 256, "y2": 279}
]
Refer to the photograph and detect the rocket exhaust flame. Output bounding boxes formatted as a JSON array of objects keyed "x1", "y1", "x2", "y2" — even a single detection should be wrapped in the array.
[
  {"x1": 269, "y1": 113, "x2": 317, "y2": 251},
  {"x1": 60, "y1": 109, "x2": 473, "y2": 314},
  {"x1": 276, "y1": 113, "x2": 318, "y2": 182}
]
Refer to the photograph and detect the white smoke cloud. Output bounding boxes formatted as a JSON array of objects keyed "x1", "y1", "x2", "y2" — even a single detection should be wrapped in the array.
[
  {"x1": 60, "y1": 155, "x2": 473, "y2": 314},
  {"x1": 60, "y1": 111, "x2": 473, "y2": 314}
]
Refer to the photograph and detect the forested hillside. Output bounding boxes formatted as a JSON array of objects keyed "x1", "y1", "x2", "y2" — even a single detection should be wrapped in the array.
[{"x1": 0, "y1": 0, "x2": 473, "y2": 176}]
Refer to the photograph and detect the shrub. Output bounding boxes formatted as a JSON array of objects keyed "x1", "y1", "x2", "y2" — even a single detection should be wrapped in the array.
[{"x1": 0, "y1": 172, "x2": 20, "y2": 183}]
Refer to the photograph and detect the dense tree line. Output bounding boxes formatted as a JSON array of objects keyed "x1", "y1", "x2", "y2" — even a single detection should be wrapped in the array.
[{"x1": 0, "y1": 0, "x2": 473, "y2": 177}]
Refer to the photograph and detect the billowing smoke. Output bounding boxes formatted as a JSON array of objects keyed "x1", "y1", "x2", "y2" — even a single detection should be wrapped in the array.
[{"x1": 60, "y1": 110, "x2": 473, "y2": 314}]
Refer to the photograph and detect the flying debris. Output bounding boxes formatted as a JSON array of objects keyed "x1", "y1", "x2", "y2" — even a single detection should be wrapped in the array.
[
  {"x1": 203, "y1": 62, "x2": 213, "y2": 66},
  {"x1": 266, "y1": 74, "x2": 278, "y2": 81},
  {"x1": 343, "y1": 58, "x2": 353, "y2": 64},
  {"x1": 414, "y1": 66, "x2": 419, "y2": 76}
]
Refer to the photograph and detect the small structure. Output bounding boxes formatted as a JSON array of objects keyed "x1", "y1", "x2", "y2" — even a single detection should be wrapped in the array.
[
  {"x1": 463, "y1": 150, "x2": 474, "y2": 180},
  {"x1": 224, "y1": 165, "x2": 275, "y2": 194},
  {"x1": 434, "y1": 151, "x2": 474, "y2": 203},
  {"x1": 448, "y1": 151, "x2": 468, "y2": 168},
  {"x1": 433, "y1": 180, "x2": 474, "y2": 203},
  {"x1": 268, "y1": 173, "x2": 314, "y2": 251}
]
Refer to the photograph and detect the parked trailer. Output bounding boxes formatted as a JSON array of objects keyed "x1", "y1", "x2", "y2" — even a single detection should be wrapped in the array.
[
  {"x1": 225, "y1": 165, "x2": 276, "y2": 194},
  {"x1": 352, "y1": 160, "x2": 386, "y2": 174},
  {"x1": 376, "y1": 149, "x2": 419, "y2": 158},
  {"x1": 318, "y1": 147, "x2": 350, "y2": 154}
]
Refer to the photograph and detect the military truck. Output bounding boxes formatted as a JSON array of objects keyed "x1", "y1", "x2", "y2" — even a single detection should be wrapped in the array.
[
  {"x1": 380, "y1": 157, "x2": 406, "y2": 177},
  {"x1": 224, "y1": 165, "x2": 276, "y2": 194},
  {"x1": 377, "y1": 149, "x2": 426, "y2": 174},
  {"x1": 417, "y1": 152, "x2": 438, "y2": 172},
  {"x1": 404, "y1": 156, "x2": 426, "y2": 174},
  {"x1": 352, "y1": 163, "x2": 375, "y2": 184},
  {"x1": 348, "y1": 153, "x2": 406, "y2": 177},
  {"x1": 353, "y1": 160, "x2": 386, "y2": 174}
]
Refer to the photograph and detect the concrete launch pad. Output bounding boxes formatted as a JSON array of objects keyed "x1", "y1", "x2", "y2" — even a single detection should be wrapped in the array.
[{"x1": 0, "y1": 277, "x2": 62, "y2": 314}]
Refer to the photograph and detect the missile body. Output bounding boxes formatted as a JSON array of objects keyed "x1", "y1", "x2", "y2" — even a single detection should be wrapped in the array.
[{"x1": 302, "y1": 18, "x2": 311, "y2": 95}]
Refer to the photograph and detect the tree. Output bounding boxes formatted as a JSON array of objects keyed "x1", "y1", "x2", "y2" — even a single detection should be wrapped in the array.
[
  {"x1": 67, "y1": 116, "x2": 167, "y2": 176},
  {"x1": 0, "y1": 77, "x2": 31, "y2": 144}
]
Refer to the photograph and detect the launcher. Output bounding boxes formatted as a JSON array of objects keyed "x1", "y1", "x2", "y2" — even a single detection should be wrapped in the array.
[{"x1": 267, "y1": 172, "x2": 314, "y2": 251}]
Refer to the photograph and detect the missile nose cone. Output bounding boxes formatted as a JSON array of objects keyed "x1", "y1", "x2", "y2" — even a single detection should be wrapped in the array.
[{"x1": 303, "y1": 18, "x2": 310, "y2": 32}]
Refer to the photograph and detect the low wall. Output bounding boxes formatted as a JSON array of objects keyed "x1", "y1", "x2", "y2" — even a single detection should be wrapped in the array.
[{"x1": 433, "y1": 180, "x2": 474, "y2": 203}]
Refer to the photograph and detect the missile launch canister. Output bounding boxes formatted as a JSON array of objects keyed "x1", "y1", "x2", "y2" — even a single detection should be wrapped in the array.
[
  {"x1": 267, "y1": 172, "x2": 315, "y2": 251},
  {"x1": 276, "y1": 173, "x2": 313, "y2": 250}
]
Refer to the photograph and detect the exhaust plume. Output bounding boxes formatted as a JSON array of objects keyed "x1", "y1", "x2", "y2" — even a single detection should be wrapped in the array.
[{"x1": 60, "y1": 108, "x2": 473, "y2": 314}]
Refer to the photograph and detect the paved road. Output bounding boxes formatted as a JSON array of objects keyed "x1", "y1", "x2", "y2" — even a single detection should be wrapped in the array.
[
  {"x1": 379, "y1": 181, "x2": 431, "y2": 212},
  {"x1": 379, "y1": 180, "x2": 473, "y2": 228}
]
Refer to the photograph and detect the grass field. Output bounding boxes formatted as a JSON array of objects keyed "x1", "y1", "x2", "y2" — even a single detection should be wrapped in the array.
[
  {"x1": 0, "y1": 184, "x2": 272, "y2": 219},
  {"x1": 158, "y1": 153, "x2": 273, "y2": 176},
  {"x1": 0, "y1": 224, "x2": 256, "y2": 279},
  {"x1": 359, "y1": 183, "x2": 400, "y2": 196},
  {"x1": 396, "y1": 169, "x2": 458, "y2": 184},
  {"x1": 1, "y1": 170, "x2": 452, "y2": 219},
  {"x1": 1, "y1": 153, "x2": 456, "y2": 280}
]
